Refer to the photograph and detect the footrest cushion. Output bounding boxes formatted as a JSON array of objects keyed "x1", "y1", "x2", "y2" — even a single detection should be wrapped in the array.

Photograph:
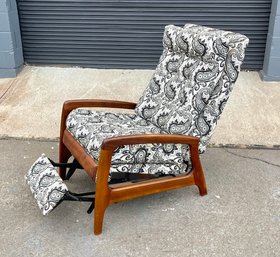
[{"x1": 25, "y1": 154, "x2": 68, "y2": 215}]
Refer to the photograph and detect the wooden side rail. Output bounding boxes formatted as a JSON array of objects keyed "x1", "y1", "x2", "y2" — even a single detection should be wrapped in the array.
[{"x1": 109, "y1": 174, "x2": 196, "y2": 203}]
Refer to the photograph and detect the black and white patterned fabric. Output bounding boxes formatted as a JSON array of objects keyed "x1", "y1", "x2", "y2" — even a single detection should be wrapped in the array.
[
  {"x1": 25, "y1": 154, "x2": 68, "y2": 215},
  {"x1": 66, "y1": 24, "x2": 249, "y2": 177},
  {"x1": 135, "y1": 24, "x2": 249, "y2": 153}
]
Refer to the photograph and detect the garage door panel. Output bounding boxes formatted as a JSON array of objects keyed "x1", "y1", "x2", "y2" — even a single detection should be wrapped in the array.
[{"x1": 17, "y1": 0, "x2": 272, "y2": 70}]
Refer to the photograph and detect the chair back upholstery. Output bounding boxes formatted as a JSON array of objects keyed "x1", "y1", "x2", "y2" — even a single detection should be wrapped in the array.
[{"x1": 135, "y1": 24, "x2": 249, "y2": 153}]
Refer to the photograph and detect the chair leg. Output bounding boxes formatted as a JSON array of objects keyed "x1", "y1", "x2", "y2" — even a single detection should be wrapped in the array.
[
  {"x1": 193, "y1": 166, "x2": 207, "y2": 196},
  {"x1": 94, "y1": 194, "x2": 109, "y2": 235},
  {"x1": 197, "y1": 181, "x2": 207, "y2": 196},
  {"x1": 59, "y1": 140, "x2": 72, "y2": 180}
]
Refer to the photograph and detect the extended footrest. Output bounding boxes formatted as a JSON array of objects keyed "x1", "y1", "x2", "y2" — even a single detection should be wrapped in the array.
[{"x1": 25, "y1": 154, "x2": 95, "y2": 215}]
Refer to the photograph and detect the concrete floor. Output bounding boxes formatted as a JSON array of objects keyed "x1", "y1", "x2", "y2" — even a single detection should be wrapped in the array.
[
  {"x1": 0, "y1": 65, "x2": 280, "y2": 147},
  {"x1": 0, "y1": 139, "x2": 280, "y2": 257}
]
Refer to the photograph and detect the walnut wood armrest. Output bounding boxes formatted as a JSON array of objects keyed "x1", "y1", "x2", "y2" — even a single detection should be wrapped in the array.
[
  {"x1": 97, "y1": 134, "x2": 201, "y2": 186},
  {"x1": 101, "y1": 134, "x2": 199, "y2": 150},
  {"x1": 63, "y1": 99, "x2": 137, "y2": 111},
  {"x1": 60, "y1": 99, "x2": 137, "y2": 140}
]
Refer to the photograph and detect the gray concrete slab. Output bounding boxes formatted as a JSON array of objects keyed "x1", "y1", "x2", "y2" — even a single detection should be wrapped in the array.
[
  {"x1": 0, "y1": 66, "x2": 280, "y2": 147},
  {"x1": 0, "y1": 139, "x2": 279, "y2": 257}
]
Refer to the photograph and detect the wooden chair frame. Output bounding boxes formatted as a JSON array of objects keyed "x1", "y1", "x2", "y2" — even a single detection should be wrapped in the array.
[{"x1": 59, "y1": 99, "x2": 207, "y2": 235}]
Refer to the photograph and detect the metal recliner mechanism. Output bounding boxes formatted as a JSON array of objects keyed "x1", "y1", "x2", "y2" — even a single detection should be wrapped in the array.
[
  {"x1": 25, "y1": 155, "x2": 177, "y2": 216},
  {"x1": 25, "y1": 154, "x2": 95, "y2": 215},
  {"x1": 48, "y1": 158, "x2": 82, "y2": 181}
]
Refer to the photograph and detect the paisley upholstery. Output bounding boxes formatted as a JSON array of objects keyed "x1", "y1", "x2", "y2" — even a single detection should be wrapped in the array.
[
  {"x1": 135, "y1": 24, "x2": 249, "y2": 153},
  {"x1": 25, "y1": 154, "x2": 68, "y2": 215},
  {"x1": 66, "y1": 24, "x2": 249, "y2": 176}
]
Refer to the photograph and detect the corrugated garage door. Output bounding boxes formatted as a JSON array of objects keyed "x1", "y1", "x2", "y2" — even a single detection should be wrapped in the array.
[{"x1": 17, "y1": 0, "x2": 272, "y2": 70}]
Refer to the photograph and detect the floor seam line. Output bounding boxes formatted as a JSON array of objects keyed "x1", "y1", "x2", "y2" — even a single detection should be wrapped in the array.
[{"x1": 224, "y1": 149, "x2": 280, "y2": 168}]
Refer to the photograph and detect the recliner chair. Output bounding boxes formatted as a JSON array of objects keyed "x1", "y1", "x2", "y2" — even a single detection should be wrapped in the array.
[{"x1": 26, "y1": 24, "x2": 249, "y2": 235}]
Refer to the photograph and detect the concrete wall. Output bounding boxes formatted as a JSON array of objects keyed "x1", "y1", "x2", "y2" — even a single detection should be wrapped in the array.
[
  {"x1": 261, "y1": 0, "x2": 280, "y2": 81},
  {"x1": 0, "y1": 0, "x2": 23, "y2": 78}
]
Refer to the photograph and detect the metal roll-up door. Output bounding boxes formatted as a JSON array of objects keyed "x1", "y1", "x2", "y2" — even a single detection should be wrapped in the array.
[{"x1": 17, "y1": 0, "x2": 272, "y2": 70}]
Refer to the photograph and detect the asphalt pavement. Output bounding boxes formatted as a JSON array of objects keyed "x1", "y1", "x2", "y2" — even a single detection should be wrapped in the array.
[{"x1": 1, "y1": 139, "x2": 279, "y2": 257}]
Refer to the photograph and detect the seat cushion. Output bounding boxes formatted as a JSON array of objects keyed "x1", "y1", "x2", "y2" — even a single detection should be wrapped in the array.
[{"x1": 66, "y1": 109, "x2": 191, "y2": 176}]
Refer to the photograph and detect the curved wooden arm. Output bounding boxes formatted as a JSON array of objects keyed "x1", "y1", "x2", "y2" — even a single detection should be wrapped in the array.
[
  {"x1": 97, "y1": 133, "x2": 201, "y2": 187},
  {"x1": 101, "y1": 134, "x2": 199, "y2": 151},
  {"x1": 63, "y1": 99, "x2": 137, "y2": 111}
]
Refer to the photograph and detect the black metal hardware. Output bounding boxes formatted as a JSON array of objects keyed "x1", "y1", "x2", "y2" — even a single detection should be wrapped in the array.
[
  {"x1": 48, "y1": 158, "x2": 82, "y2": 180},
  {"x1": 63, "y1": 191, "x2": 95, "y2": 214}
]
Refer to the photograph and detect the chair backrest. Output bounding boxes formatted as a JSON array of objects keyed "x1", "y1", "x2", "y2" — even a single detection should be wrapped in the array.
[{"x1": 135, "y1": 24, "x2": 249, "y2": 153}]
